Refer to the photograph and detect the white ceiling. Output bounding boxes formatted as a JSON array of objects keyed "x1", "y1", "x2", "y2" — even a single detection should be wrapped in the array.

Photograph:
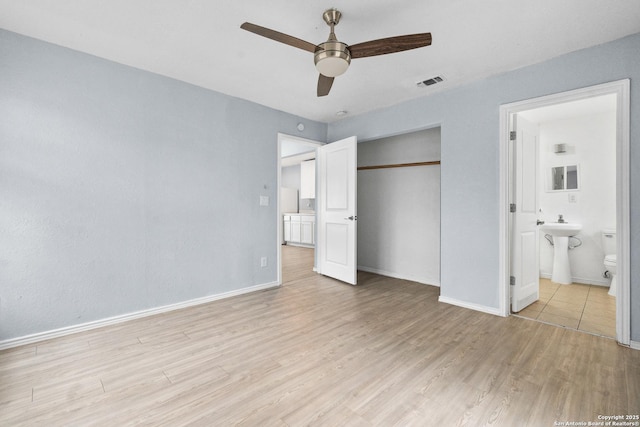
[{"x1": 1, "y1": 1, "x2": 639, "y2": 123}]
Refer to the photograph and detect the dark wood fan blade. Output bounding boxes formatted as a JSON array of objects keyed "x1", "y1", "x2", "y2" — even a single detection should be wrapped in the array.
[
  {"x1": 241, "y1": 22, "x2": 317, "y2": 53},
  {"x1": 349, "y1": 33, "x2": 432, "y2": 59},
  {"x1": 317, "y1": 74, "x2": 334, "y2": 97}
]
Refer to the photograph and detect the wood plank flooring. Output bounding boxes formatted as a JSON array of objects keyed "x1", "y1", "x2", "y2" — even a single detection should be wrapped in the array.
[{"x1": 1, "y1": 245, "x2": 638, "y2": 426}]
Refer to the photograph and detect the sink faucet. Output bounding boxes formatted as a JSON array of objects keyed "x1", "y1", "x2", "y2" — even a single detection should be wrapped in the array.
[{"x1": 557, "y1": 214, "x2": 565, "y2": 223}]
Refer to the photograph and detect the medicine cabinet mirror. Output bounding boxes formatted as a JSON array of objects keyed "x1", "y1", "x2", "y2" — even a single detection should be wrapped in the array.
[{"x1": 549, "y1": 164, "x2": 579, "y2": 191}]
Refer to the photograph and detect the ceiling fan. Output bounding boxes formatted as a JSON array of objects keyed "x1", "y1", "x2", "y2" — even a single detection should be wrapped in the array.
[{"x1": 241, "y1": 9, "x2": 432, "y2": 97}]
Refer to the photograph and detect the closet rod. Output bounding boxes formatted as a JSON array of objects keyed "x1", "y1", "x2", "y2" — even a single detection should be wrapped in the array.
[{"x1": 357, "y1": 160, "x2": 440, "y2": 171}]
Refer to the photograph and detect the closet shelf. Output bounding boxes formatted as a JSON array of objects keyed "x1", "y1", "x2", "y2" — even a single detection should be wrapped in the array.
[{"x1": 357, "y1": 161, "x2": 440, "y2": 171}]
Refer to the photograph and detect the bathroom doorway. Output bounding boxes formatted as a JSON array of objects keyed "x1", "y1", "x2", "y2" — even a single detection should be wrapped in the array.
[{"x1": 499, "y1": 80, "x2": 630, "y2": 345}]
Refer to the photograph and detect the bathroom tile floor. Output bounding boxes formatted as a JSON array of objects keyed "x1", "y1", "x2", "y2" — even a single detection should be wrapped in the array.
[{"x1": 515, "y1": 278, "x2": 616, "y2": 338}]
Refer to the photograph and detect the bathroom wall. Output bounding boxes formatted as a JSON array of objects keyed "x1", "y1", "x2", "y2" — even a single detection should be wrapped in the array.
[
  {"x1": 281, "y1": 164, "x2": 315, "y2": 211},
  {"x1": 357, "y1": 128, "x2": 441, "y2": 285},
  {"x1": 538, "y1": 111, "x2": 616, "y2": 285}
]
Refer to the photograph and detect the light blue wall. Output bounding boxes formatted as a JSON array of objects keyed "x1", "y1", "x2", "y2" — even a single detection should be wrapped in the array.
[
  {"x1": 2, "y1": 27, "x2": 639, "y2": 344},
  {"x1": 328, "y1": 33, "x2": 640, "y2": 341},
  {"x1": 0, "y1": 30, "x2": 326, "y2": 341}
]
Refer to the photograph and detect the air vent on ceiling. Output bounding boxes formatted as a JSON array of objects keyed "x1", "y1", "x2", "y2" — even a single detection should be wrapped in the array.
[{"x1": 417, "y1": 75, "x2": 444, "y2": 87}]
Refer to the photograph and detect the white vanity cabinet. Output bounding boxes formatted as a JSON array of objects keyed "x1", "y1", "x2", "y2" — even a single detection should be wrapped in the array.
[
  {"x1": 283, "y1": 213, "x2": 315, "y2": 247},
  {"x1": 300, "y1": 160, "x2": 316, "y2": 199}
]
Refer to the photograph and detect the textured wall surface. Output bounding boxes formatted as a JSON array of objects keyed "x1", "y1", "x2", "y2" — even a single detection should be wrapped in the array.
[
  {"x1": 0, "y1": 30, "x2": 326, "y2": 341},
  {"x1": 328, "y1": 33, "x2": 640, "y2": 341},
  {"x1": 2, "y1": 27, "x2": 639, "y2": 344}
]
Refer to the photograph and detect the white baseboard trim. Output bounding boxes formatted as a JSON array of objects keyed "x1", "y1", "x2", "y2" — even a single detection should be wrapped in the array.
[
  {"x1": 438, "y1": 296, "x2": 504, "y2": 317},
  {"x1": 357, "y1": 265, "x2": 440, "y2": 287},
  {"x1": 539, "y1": 272, "x2": 610, "y2": 287},
  {"x1": 630, "y1": 340, "x2": 640, "y2": 351},
  {"x1": 0, "y1": 281, "x2": 280, "y2": 351}
]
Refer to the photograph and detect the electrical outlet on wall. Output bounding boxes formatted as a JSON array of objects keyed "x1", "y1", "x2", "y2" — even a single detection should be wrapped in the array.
[
  {"x1": 260, "y1": 257, "x2": 267, "y2": 267},
  {"x1": 568, "y1": 193, "x2": 577, "y2": 203}
]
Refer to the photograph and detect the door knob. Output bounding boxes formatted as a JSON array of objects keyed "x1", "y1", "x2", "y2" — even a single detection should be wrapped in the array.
[
  {"x1": 537, "y1": 220, "x2": 545, "y2": 225},
  {"x1": 344, "y1": 215, "x2": 357, "y2": 221}
]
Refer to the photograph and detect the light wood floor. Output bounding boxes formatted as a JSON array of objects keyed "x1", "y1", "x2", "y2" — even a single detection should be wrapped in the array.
[{"x1": 1, "y1": 245, "x2": 638, "y2": 426}]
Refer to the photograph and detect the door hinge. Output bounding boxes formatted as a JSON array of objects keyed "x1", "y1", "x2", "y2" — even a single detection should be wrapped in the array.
[
  {"x1": 510, "y1": 203, "x2": 516, "y2": 213},
  {"x1": 510, "y1": 276, "x2": 516, "y2": 286},
  {"x1": 510, "y1": 131, "x2": 517, "y2": 141}
]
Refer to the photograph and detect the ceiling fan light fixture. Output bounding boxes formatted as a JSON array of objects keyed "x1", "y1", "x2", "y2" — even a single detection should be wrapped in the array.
[
  {"x1": 314, "y1": 41, "x2": 351, "y2": 77},
  {"x1": 241, "y1": 8, "x2": 432, "y2": 96}
]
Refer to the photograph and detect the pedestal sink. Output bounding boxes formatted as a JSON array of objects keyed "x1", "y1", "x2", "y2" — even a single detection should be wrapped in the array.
[{"x1": 540, "y1": 222, "x2": 582, "y2": 285}]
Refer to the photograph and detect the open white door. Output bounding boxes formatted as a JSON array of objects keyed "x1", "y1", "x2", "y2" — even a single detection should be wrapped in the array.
[
  {"x1": 511, "y1": 115, "x2": 540, "y2": 312},
  {"x1": 316, "y1": 136, "x2": 357, "y2": 285}
]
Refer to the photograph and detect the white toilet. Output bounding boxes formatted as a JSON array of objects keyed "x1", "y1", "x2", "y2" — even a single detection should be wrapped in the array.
[{"x1": 602, "y1": 228, "x2": 617, "y2": 297}]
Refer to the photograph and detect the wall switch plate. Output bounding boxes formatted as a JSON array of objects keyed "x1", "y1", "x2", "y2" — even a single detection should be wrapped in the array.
[
  {"x1": 260, "y1": 257, "x2": 268, "y2": 267},
  {"x1": 259, "y1": 196, "x2": 269, "y2": 206}
]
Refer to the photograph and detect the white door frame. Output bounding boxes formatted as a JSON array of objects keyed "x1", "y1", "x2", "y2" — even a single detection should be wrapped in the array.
[
  {"x1": 276, "y1": 133, "x2": 324, "y2": 285},
  {"x1": 498, "y1": 80, "x2": 631, "y2": 345}
]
